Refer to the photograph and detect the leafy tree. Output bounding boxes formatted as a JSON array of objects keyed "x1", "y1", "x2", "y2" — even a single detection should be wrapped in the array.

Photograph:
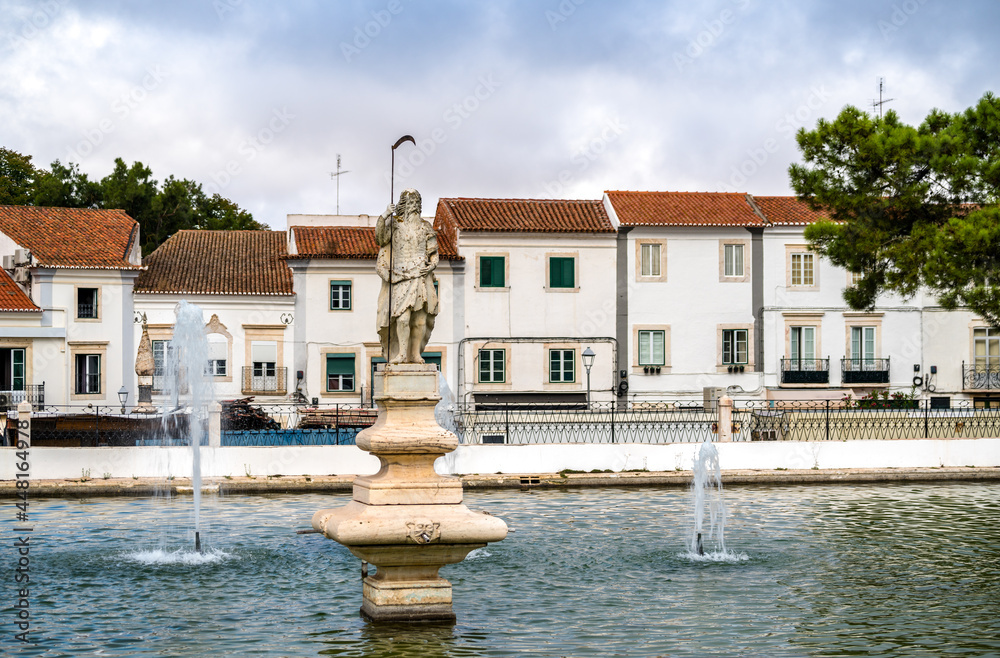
[
  {"x1": 789, "y1": 92, "x2": 1000, "y2": 327},
  {"x1": 0, "y1": 147, "x2": 268, "y2": 253},
  {"x1": 0, "y1": 147, "x2": 39, "y2": 205},
  {"x1": 33, "y1": 160, "x2": 102, "y2": 208}
]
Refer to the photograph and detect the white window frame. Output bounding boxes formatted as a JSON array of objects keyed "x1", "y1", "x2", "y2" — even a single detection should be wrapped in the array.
[
  {"x1": 479, "y1": 349, "x2": 506, "y2": 383},
  {"x1": 548, "y1": 349, "x2": 575, "y2": 383}
]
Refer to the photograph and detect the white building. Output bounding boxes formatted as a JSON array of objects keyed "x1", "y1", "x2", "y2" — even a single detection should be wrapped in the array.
[
  {"x1": 0, "y1": 206, "x2": 143, "y2": 408},
  {"x1": 133, "y1": 230, "x2": 296, "y2": 403},
  {"x1": 434, "y1": 198, "x2": 618, "y2": 405},
  {"x1": 605, "y1": 191, "x2": 764, "y2": 401}
]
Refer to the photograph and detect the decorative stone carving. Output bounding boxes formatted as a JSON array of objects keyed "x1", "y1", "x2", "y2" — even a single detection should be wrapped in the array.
[{"x1": 375, "y1": 188, "x2": 439, "y2": 364}]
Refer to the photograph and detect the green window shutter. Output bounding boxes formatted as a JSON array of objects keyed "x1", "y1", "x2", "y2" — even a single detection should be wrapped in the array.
[
  {"x1": 12, "y1": 348, "x2": 25, "y2": 391},
  {"x1": 550, "y1": 257, "x2": 575, "y2": 288},
  {"x1": 327, "y1": 354, "x2": 354, "y2": 375},
  {"x1": 480, "y1": 256, "x2": 505, "y2": 287}
]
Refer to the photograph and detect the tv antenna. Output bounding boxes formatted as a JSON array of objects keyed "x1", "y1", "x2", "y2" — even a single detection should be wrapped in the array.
[
  {"x1": 871, "y1": 77, "x2": 895, "y2": 119},
  {"x1": 330, "y1": 154, "x2": 351, "y2": 214}
]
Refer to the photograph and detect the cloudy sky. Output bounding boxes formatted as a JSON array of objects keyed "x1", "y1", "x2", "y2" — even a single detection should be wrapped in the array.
[{"x1": 2, "y1": 0, "x2": 998, "y2": 229}]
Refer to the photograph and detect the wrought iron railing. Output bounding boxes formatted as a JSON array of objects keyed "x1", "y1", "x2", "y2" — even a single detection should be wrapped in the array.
[
  {"x1": 453, "y1": 401, "x2": 716, "y2": 445},
  {"x1": 780, "y1": 358, "x2": 830, "y2": 384},
  {"x1": 841, "y1": 357, "x2": 890, "y2": 384},
  {"x1": 0, "y1": 383, "x2": 44, "y2": 410},
  {"x1": 735, "y1": 399, "x2": 1000, "y2": 442},
  {"x1": 963, "y1": 362, "x2": 1000, "y2": 390},
  {"x1": 242, "y1": 367, "x2": 287, "y2": 395}
]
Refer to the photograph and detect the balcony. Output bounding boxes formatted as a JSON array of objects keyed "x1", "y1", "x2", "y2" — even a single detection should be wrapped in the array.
[
  {"x1": 242, "y1": 366, "x2": 287, "y2": 396},
  {"x1": 0, "y1": 384, "x2": 44, "y2": 410},
  {"x1": 841, "y1": 357, "x2": 890, "y2": 385},
  {"x1": 962, "y1": 362, "x2": 1000, "y2": 390},
  {"x1": 780, "y1": 357, "x2": 830, "y2": 385}
]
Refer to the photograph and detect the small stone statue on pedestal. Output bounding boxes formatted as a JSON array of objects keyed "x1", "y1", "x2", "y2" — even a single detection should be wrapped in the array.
[{"x1": 375, "y1": 188, "x2": 438, "y2": 365}]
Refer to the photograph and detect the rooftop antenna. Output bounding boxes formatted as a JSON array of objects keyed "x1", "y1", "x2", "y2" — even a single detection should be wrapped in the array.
[
  {"x1": 871, "y1": 77, "x2": 895, "y2": 119},
  {"x1": 330, "y1": 154, "x2": 351, "y2": 215}
]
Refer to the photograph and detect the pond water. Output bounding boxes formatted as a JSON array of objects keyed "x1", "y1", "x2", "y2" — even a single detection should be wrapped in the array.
[{"x1": 11, "y1": 482, "x2": 1000, "y2": 656}]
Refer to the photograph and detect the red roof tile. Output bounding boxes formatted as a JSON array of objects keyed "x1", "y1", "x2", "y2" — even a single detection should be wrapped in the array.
[
  {"x1": 135, "y1": 230, "x2": 293, "y2": 295},
  {"x1": 752, "y1": 196, "x2": 832, "y2": 226},
  {"x1": 288, "y1": 225, "x2": 461, "y2": 260},
  {"x1": 0, "y1": 269, "x2": 40, "y2": 312},
  {"x1": 606, "y1": 191, "x2": 765, "y2": 227},
  {"x1": 0, "y1": 205, "x2": 141, "y2": 269},
  {"x1": 435, "y1": 198, "x2": 615, "y2": 234}
]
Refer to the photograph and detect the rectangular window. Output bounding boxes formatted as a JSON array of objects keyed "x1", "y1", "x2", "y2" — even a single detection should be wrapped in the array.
[
  {"x1": 851, "y1": 270, "x2": 864, "y2": 285},
  {"x1": 479, "y1": 349, "x2": 505, "y2": 383},
  {"x1": 850, "y1": 326, "x2": 876, "y2": 364},
  {"x1": 790, "y1": 326, "x2": 816, "y2": 368},
  {"x1": 326, "y1": 354, "x2": 355, "y2": 391},
  {"x1": 549, "y1": 257, "x2": 575, "y2": 288},
  {"x1": 75, "y1": 354, "x2": 100, "y2": 394},
  {"x1": 206, "y1": 336, "x2": 227, "y2": 376},
  {"x1": 791, "y1": 253, "x2": 814, "y2": 286},
  {"x1": 77, "y1": 288, "x2": 98, "y2": 319},
  {"x1": 638, "y1": 330, "x2": 665, "y2": 366},
  {"x1": 549, "y1": 349, "x2": 575, "y2": 383},
  {"x1": 479, "y1": 256, "x2": 505, "y2": 288},
  {"x1": 974, "y1": 327, "x2": 1000, "y2": 369},
  {"x1": 11, "y1": 348, "x2": 25, "y2": 391},
  {"x1": 330, "y1": 281, "x2": 352, "y2": 310},
  {"x1": 724, "y1": 244, "x2": 744, "y2": 277},
  {"x1": 640, "y1": 243, "x2": 660, "y2": 277},
  {"x1": 722, "y1": 329, "x2": 748, "y2": 364}
]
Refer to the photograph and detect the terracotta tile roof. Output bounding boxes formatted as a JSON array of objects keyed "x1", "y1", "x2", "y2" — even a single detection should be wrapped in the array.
[
  {"x1": 435, "y1": 198, "x2": 615, "y2": 234},
  {"x1": 288, "y1": 225, "x2": 462, "y2": 260},
  {"x1": 752, "y1": 196, "x2": 832, "y2": 226},
  {"x1": 135, "y1": 230, "x2": 293, "y2": 295},
  {"x1": 606, "y1": 191, "x2": 765, "y2": 227},
  {"x1": 0, "y1": 205, "x2": 141, "y2": 269},
  {"x1": 0, "y1": 269, "x2": 40, "y2": 312}
]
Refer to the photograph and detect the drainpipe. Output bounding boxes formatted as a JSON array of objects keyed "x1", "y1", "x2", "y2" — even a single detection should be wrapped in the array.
[{"x1": 616, "y1": 227, "x2": 633, "y2": 409}]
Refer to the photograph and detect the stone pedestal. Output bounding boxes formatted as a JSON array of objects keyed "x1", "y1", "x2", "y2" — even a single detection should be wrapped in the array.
[{"x1": 312, "y1": 364, "x2": 507, "y2": 622}]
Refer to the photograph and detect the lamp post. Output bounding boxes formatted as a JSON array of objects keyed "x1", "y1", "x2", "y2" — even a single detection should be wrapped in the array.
[
  {"x1": 118, "y1": 386, "x2": 128, "y2": 415},
  {"x1": 582, "y1": 347, "x2": 596, "y2": 409}
]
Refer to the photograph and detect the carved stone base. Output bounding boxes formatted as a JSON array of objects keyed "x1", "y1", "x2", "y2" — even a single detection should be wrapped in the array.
[{"x1": 312, "y1": 364, "x2": 507, "y2": 623}]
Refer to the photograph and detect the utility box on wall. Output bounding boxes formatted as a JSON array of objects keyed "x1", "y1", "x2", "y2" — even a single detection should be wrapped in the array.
[{"x1": 703, "y1": 387, "x2": 724, "y2": 411}]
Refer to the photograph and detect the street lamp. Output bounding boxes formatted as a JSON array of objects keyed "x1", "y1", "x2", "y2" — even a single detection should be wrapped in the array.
[
  {"x1": 582, "y1": 347, "x2": 596, "y2": 408},
  {"x1": 118, "y1": 386, "x2": 128, "y2": 414}
]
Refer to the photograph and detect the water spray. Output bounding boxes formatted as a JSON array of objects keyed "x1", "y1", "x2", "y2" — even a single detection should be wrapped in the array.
[{"x1": 195, "y1": 531, "x2": 202, "y2": 553}]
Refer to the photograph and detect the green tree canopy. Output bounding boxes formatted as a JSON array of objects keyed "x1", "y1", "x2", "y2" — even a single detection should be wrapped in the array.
[
  {"x1": 789, "y1": 92, "x2": 1000, "y2": 327},
  {"x1": 0, "y1": 148, "x2": 268, "y2": 253}
]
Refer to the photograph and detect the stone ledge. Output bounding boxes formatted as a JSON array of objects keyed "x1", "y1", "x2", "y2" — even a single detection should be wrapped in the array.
[{"x1": 3, "y1": 467, "x2": 998, "y2": 498}]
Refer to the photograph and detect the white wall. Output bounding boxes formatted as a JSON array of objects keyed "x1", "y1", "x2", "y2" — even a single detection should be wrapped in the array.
[
  {"x1": 4, "y1": 438, "x2": 998, "y2": 480},
  {"x1": 133, "y1": 293, "x2": 296, "y2": 403}
]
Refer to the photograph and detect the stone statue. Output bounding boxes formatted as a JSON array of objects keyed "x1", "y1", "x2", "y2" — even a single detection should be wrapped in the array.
[{"x1": 375, "y1": 188, "x2": 439, "y2": 364}]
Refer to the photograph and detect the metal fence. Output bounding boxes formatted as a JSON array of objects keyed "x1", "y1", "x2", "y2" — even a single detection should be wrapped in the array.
[
  {"x1": 453, "y1": 401, "x2": 716, "y2": 445},
  {"x1": 9, "y1": 398, "x2": 1000, "y2": 448},
  {"x1": 734, "y1": 399, "x2": 1000, "y2": 442}
]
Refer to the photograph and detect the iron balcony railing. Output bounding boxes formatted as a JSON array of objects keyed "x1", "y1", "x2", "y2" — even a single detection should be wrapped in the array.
[
  {"x1": 242, "y1": 366, "x2": 287, "y2": 395},
  {"x1": 962, "y1": 361, "x2": 1000, "y2": 390},
  {"x1": 841, "y1": 357, "x2": 890, "y2": 384},
  {"x1": 780, "y1": 357, "x2": 830, "y2": 385},
  {"x1": 0, "y1": 383, "x2": 44, "y2": 410}
]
